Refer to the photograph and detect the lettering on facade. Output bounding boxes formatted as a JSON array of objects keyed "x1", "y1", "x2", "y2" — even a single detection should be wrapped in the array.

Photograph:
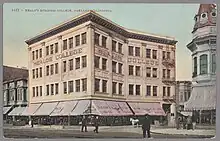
[
  {"x1": 95, "y1": 47, "x2": 110, "y2": 58},
  {"x1": 33, "y1": 56, "x2": 53, "y2": 66},
  {"x1": 128, "y1": 58, "x2": 159, "y2": 66},
  {"x1": 113, "y1": 74, "x2": 124, "y2": 82},
  {"x1": 55, "y1": 48, "x2": 82, "y2": 60},
  {"x1": 112, "y1": 53, "x2": 123, "y2": 62},
  {"x1": 95, "y1": 69, "x2": 109, "y2": 79}
]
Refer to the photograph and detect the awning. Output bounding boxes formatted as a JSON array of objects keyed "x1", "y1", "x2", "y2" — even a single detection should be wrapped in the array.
[
  {"x1": 21, "y1": 103, "x2": 42, "y2": 116},
  {"x1": 50, "y1": 101, "x2": 78, "y2": 116},
  {"x1": 179, "y1": 111, "x2": 193, "y2": 116},
  {"x1": 70, "y1": 100, "x2": 91, "y2": 116},
  {"x1": 8, "y1": 107, "x2": 26, "y2": 116},
  {"x1": 92, "y1": 100, "x2": 133, "y2": 116},
  {"x1": 184, "y1": 85, "x2": 216, "y2": 111},
  {"x1": 33, "y1": 102, "x2": 58, "y2": 116},
  {"x1": 3, "y1": 106, "x2": 12, "y2": 115},
  {"x1": 128, "y1": 102, "x2": 166, "y2": 116}
]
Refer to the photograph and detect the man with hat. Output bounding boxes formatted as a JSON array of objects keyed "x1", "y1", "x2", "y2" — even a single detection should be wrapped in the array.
[{"x1": 142, "y1": 114, "x2": 151, "y2": 138}]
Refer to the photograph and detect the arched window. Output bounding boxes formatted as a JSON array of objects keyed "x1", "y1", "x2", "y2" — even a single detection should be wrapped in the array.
[
  {"x1": 199, "y1": 54, "x2": 208, "y2": 74},
  {"x1": 193, "y1": 57, "x2": 197, "y2": 76}
]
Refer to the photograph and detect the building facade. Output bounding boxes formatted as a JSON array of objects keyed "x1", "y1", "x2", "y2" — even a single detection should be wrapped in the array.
[
  {"x1": 3, "y1": 66, "x2": 28, "y2": 116},
  {"x1": 184, "y1": 4, "x2": 217, "y2": 125},
  {"x1": 22, "y1": 11, "x2": 177, "y2": 125}
]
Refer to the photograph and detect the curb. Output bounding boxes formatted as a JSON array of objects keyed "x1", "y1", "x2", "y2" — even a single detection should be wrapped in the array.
[{"x1": 150, "y1": 131, "x2": 215, "y2": 137}]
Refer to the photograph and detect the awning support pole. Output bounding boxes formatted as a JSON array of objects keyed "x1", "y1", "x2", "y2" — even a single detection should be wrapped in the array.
[
  {"x1": 199, "y1": 110, "x2": 202, "y2": 125},
  {"x1": 68, "y1": 115, "x2": 70, "y2": 126},
  {"x1": 210, "y1": 110, "x2": 213, "y2": 125}
]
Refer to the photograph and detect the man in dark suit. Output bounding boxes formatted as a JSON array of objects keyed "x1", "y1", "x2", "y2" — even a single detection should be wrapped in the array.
[
  {"x1": 93, "y1": 116, "x2": 99, "y2": 133},
  {"x1": 81, "y1": 115, "x2": 88, "y2": 132},
  {"x1": 142, "y1": 114, "x2": 151, "y2": 138}
]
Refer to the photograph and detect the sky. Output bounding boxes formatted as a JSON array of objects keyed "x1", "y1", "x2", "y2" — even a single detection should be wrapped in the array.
[{"x1": 3, "y1": 3, "x2": 200, "y2": 81}]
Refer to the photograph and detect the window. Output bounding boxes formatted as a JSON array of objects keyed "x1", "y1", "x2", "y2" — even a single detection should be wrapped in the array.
[
  {"x1": 112, "y1": 82, "x2": 117, "y2": 94},
  {"x1": 112, "y1": 40, "x2": 117, "y2": 52},
  {"x1": 102, "y1": 36, "x2": 107, "y2": 48},
  {"x1": 68, "y1": 81, "x2": 74, "y2": 93},
  {"x1": 69, "y1": 37, "x2": 73, "y2": 49},
  {"x1": 75, "y1": 57, "x2": 80, "y2": 69},
  {"x1": 129, "y1": 84, "x2": 134, "y2": 95},
  {"x1": 95, "y1": 33, "x2": 100, "y2": 46},
  {"x1": 162, "y1": 51, "x2": 166, "y2": 59},
  {"x1": 100, "y1": 58, "x2": 106, "y2": 70},
  {"x1": 55, "y1": 83, "x2": 59, "y2": 94},
  {"x1": 152, "y1": 50, "x2": 157, "y2": 59},
  {"x1": 40, "y1": 67, "x2": 42, "y2": 77},
  {"x1": 95, "y1": 56, "x2": 100, "y2": 68},
  {"x1": 212, "y1": 54, "x2": 216, "y2": 73},
  {"x1": 63, "y1": 61, "x2": 67, "y2": 72},
  {"x1": 82, "y1": 78, "x2": 87, "y2": 91},
  {"x1": 39, "y1": 49, "x2": 42, "y2": 58},
  {"x1": 69, "y1": 59, "x2": 73, "y2": 71},
  {"x1": 146, "y1": 49, "x2": 151, "y2": 58},
  {"x1": 162, "y1": 69, "x2": 166, "y2": 78},
  {"x1": 167, "y1": 52, "x2": 171, "y2": 59},
  {"x1": 82, "y1": 32, "x2": 87, "y2": 44},
  {"x1": 32, "y1": 69, "x2": 35, "y2": 79},
  {"x1": 63, "y1": 39, "x2": 67, "y2": 50},
  {"x1": 200, "y1": 54, "x2": 208, "y2": 74},
  {"x1": 102, "y1": 80, "x2": 107, "y2": 93},
  {"x1": 118, "y1": 63, "x2": 123, "y2": 74},
  {"x1": 167, "y1": 87, "x2": 171, "y2": 97},
  {"x1": 136, "y1": 85, "x2": 140, "y2": 95},
  {"x1": 119, "y1": 83, "x2": 123, "y2": 95},
  {"x1": 40, "y1": 86, "x2": 42, "y2": 96},
  {"x1": 32, "y1": 87, "x2": 35, "y2": 97},
  {"x1": 63, "y1": 82, "x2": 67, "y2": 94},
  {"x1": 46, "y1": 85, "x2": 49, "y2": 96},
  {"x1": 55, "y1": 43, "x2": 58, "y2": 53},
  {"x1": 32, "y1": 51, "x2": 35, "y2": 60},
  {"x1": 146, "y1": 85, "x2": 151, "y2": 96},
  {"x1": 75, "y1": 35, "x2": 80, "y2": 46},
  {"x1": 146, "y1": 67, "x2": 151, "y2": 77},
  {"x1": 55, "y1": 63, "x2": 58, "y2": 74},
  {"x1": 50, "y1": 64, "x2": 54, "y2": 75},
  {"x1": 51, "y1": 84, "x2": 54, "y2": 95},
  {"x1": 36, "y1": 68, "x2": 38, "y2": 78},
  {"x1": 112, "y1": 61, "x2": 117, "y2": 73},
  {"x1": 50, "y1": 45, "x2": 54, "y2": 55},
  {"x1": 152, "y1": 68, "x2": 157, "y2": 78},
  {"x1": 46, "y1": 66, "x2": 49, "y2": 76},
  {"x1": 135, "y1": 47, "x2": 140, "y2": 57},
  {"x1": 135, "y1": 66, "x2": 141, "y2": 76},
  {"x1": 118, "y1": 43, "x2": 122, "y2": 54},
  {"x1": 167, "y1": 69, "x2": 170, "y2": 78},
  {"x1": 82, "y1": 56, "x2": 87, "y2": 68},
  {"x1": 129, "y1": 65, "x2": 134, "y2": 75},
  {"x1": 153, "y1": 86, "x2": 157, "y2": 96},
  {"x1": 46, "y1": 46, "x2": 49, "y2": 56},
  {"x1": 163, "y1": 87, "x2": 166, "y2": 96},
  {"x1": 36, "y1": 50, "x2": 38, "y2": 59},
  {"x1": 75, "y1": 80, "x2": 80, "y2": 92},
  {"x1": 193, "y1": 57, "x2": 197, "y2": 75},
  {"x1": 128, "y1": 46, "x2": 134, "y2": 56},
  {"x1": 95, "y1": 79, "x2": 100, "y2": 92}
]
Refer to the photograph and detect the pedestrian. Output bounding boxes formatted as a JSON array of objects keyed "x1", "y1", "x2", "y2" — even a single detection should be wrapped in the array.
[
  {"x1": 93, "y1": 116, "x2": 99, "y2": 133},
  {"x1": 142, "y1": 114, "x2": 151, "y2": 138},
  {"x1": 81, "y1": 115, "x2": 88, "y2": 132},
  {"x1": 31, "y1": 119, "x2": 34, "y2": 128},
  {"x1": 186, "y1": 115, "x2": 192, "y2": 130}
]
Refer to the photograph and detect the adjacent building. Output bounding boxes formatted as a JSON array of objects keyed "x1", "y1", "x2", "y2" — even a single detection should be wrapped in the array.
[
  {"x1": 184, "y1": 4, "x2": 217, "y2": 125},
  {"x1": 21, "y1": 11, "x2": 177, "y2": 125}
]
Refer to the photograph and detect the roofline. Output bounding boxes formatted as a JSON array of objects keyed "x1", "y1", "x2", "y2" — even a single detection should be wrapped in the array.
[{"x1": 25, "y1": 11, "x2": 177, "y2": 46}]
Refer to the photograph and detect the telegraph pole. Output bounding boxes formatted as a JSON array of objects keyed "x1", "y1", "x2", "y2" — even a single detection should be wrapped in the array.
[{"x1": 175, "y1": 81, "x2": 180, "y2": 129}]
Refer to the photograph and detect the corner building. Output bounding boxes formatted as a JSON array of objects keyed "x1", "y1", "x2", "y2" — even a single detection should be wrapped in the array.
[{"x1": 25, "y1": 11, "x2": 177, "y2": 125}]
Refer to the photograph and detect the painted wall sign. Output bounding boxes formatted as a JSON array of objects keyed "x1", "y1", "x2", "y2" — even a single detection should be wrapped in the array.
[
  {"x1": 95, "y1": 47, "x2": 110, "y2": 57},
  {"x1": 112, "y1": 53, "x2": 123, "y2": 62},
  {"x1": 56, "y1": 48, "x2": 82, "y2": 60},
  {"x1": 33, "y1": 56, "x2": 53, "y2": 66},
  {"x1": 128, "y1": 58, "x2": 159, "y2": 66}
]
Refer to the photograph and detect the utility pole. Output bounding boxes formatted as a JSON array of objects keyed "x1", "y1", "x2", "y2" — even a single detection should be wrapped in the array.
[{"x1": 175, "y1": 81, "x2": 180, "y2": 129}]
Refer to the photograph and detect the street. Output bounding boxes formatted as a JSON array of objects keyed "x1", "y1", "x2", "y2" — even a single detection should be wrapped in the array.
[{"x1": 3, "y1": 128, "x2": 214, "y2": 139}]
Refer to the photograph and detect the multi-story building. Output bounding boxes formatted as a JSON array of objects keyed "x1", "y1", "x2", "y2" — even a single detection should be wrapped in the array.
[
  {"x1": 3, "y1": 66, "x2": 28, "y2": 117},
  {"x1": 22, "y1": 11, "x2": 177, "y2": 125},
  {"x1": 176, "y1": 81, "x2": 192, "y2": 112},
  {"x1": 184, "y1": 4, "x2": 217, "y2": 125}
]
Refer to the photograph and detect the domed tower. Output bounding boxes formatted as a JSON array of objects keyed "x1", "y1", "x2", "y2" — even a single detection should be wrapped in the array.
[{"x1": 184, "y1": 4, "x2": 217, "y2": 125}]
